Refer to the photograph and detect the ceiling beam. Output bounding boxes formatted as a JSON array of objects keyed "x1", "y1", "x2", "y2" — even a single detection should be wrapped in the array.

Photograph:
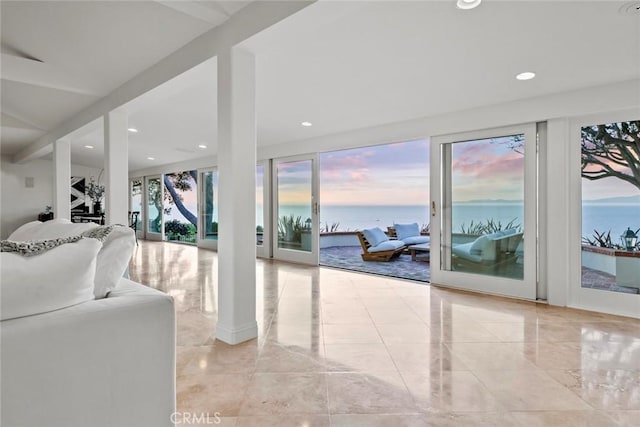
[
  {"x1": 0, "y1": 110, "x2": 44, "y2": 131},
  {"x1": 13, "y1": 0, "x2": 316, "y2": 164},
  {"x1": 1, "y1": 112, "x2": 43, "y2": 131},
  {"x1": 1, "y1": 53, "x2": 103, "y2": 97},
  {"x1": 155, "y1": 1, "x2": 229, "y2": 26}
]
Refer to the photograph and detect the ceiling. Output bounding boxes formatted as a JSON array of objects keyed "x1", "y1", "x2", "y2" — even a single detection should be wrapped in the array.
[
  {"x1": 0, "y1": 0, "x2": 249, "y2": 156},
  {"x1": 2, "y1": 1, "x2": 639, "y2": 170}
]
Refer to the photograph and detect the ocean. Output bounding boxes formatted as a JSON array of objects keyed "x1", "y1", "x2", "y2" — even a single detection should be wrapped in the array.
[
  {"x1": 280, "y1": 203, "x2": 640, "y2": 239},
  {"x1": 165, "y1": 201, "x2": 638, "y2": 242}
]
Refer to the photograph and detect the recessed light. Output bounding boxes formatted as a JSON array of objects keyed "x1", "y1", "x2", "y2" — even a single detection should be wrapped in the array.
[
  {"x1": 198, "y1": 144, "x2": 207, "y2": 149},
  {"x1": 301, "y1": 121, "x2": 313, "y2": 127},
  {"x1": 84, "y1": 145, "x2": 94, "y2": 149},
  {"x1": 128, "y1": 128, "x2": 138, "y2": 133},
  {"x1": 147, "y1": 156, "x2": 155, "y2": 161},
  {"x1": 456, "y1": 0, "x2": 482, "y2": 10},
  {"x1": 516, "y1": 71, "x2": 536, "y2": 81}
]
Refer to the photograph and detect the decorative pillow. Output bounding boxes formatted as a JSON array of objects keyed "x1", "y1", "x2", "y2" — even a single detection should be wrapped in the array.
[
  {"x1": 6, "y1": 220, "x2": 44, "y2": 241},
  {"x1": 0, "y1": 238, "x2": 102, "y2": 321},
  {"x1": 394, "y1": 223, "x2": 421, "y2": 240},
  {"x1": 8, "y1": 220, "x2": 136, "y2": 299},
  {"x1": 362, "y1": 227, "x2": 389, "y2": 247},
  {"x1": 93, "y1": 226, "x2": 136, "y2": 298},
  {"x1": 8, "y1": 218, "x2": 96, "y2": 241}
]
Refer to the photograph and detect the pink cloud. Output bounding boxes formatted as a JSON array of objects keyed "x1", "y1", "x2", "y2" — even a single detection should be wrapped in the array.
[{"x1": 350, "y1": 171, "x2": 369, "y2": 181}]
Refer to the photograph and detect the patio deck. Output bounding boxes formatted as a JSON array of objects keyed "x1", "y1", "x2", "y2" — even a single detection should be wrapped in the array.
[
  {"x1": 320, "y1": 245, "x2": 430, "y2": 282},
  {"x1": 581, "y1": 266, "x2": 639, "y2": 294},
  {"x1": 320, "y1": 246, "x2": 637, "y2": 294}
]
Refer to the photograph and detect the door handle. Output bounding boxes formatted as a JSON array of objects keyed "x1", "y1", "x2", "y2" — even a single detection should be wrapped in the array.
[{"x1": 431, "y1": 201, "x2": 436, "y2": 217}]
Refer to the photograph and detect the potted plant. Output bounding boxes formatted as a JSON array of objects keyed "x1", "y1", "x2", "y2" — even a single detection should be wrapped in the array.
[{"x1": 86, "y1": 177, "x2": 105, "y2": 214}]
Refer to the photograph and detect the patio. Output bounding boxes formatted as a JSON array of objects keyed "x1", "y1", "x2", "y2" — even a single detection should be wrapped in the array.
[
  {"x1": 320, "y1": 248, "x2": 640, "y2": 295},
  {"x1": 320, "y1": 245, "x2": 430, "y2": 282},
  {"x1": 581, "y1": 266, "x2": 639, "y2": 294}
]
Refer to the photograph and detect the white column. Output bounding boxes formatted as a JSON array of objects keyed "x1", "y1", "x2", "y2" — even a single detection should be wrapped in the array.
[
  {"x1": 104, "y1": 110, "x2": 129, "y2": 225},
  {"x1": 216, "y1": 47, "x2": 257, "y2": 345},
  {"x1": 53, "y1": 139, "x2": 71, "y2": 220}
]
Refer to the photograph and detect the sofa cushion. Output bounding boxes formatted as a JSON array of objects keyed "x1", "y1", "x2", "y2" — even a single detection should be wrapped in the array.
[
  {"x1": 368, "y1": 239, "x2": 405, "y2": 253},
  {"x1": 8, "y1": 219, "x2": 136, "y2": 299},
  {"x1": 362, "y1": 227, "x2": 389, "y2": 247},
  {"x1": 394, "y1": 222, "x2": 421, "y2": 241},
  {"x1": 0, "y1": 238, "x2": 102, "y2": 321},
  {"x1": 402, "y1": 235, "x2": 430, "y2": 245}
]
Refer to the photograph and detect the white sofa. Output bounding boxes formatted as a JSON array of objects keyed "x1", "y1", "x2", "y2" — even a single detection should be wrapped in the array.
[{"x1": 1, "y1": 220, "x2": 176, "y2": 427}]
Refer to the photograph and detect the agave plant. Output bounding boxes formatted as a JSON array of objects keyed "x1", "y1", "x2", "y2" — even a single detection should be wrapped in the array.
[
  {"x1": 278, "y1": 215, "x2": 305, "y2": 243},
  {"x1": 460, "y1": 218, "x2": 522, "y2": 235},
  {"x1": 320, "y1": 222, "x2": 342, "y2": 233},
  {"x1": 580, "y1": 229, "x2": 637, "y2": 250}
]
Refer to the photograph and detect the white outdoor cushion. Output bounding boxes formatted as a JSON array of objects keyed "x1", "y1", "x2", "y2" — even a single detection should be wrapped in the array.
[
  {"x1": 485, "y1": 232, "x2": 504, "y2": 240},
  {"x1": 469, "y1": 235, "x2": 490, "y2": 254},
  {"x1": 368, "y1": 239, "x2": 405, "y2": 253},
  {"x1": 362, "y1": 227, "x2": 389, "y2": 247},
  {"x1": 0, "y1": 238, "x2": 102, "y2": 321},
  {"x1": 402, "y1": 235, "x2": 430, "y2": 245},
  {"x1": 394, "y1": 222, "x2": 421, "y2": 240},
  {"x1": 8, "y1": 219, "x2": 136, "y2": 299},
  {"x1": 451, "y1": 242, "x2": 483, "y2": 263}
]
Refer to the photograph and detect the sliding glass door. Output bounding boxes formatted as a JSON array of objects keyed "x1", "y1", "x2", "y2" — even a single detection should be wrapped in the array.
[
  {"x1": 130, "y1": 178, "x2": 144, "y2": 239},
  {"x1": 431, "y1": 124, "x2": 538, "y2": 299},
  {"x1": 198, "y1": 165, "x2": 269, "y2": 253},
  {"x1": 145, "y1": 175, "x2": 164, "y2": 241},
  {"x1": 569, "y1": 112, "x2": 639, "y2": 317},
  {"x1": 199, "y1": 168, "x2": 218, "y2": 250},
  {"x1": 272, "y1": 155, "x2": 319, "y2": 265}
]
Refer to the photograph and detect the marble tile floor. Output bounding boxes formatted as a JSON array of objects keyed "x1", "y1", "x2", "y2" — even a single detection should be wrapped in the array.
[{"x1": 129, "y1": 241, "x2": 640, "y2": 427}]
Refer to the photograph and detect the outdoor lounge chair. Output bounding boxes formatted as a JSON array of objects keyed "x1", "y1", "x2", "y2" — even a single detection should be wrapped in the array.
[
  {"x1": 451, "y1": 229, "x2": 523, "y2": 268},
  {"x1": 357, "y1": 228, "x2": 405, "y2": 262},
  {"x1": 388, "y1": 223, "x2": 430, "y2": 245}
]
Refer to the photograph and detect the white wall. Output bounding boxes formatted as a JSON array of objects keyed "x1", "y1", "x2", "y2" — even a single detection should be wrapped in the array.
[
  {"x1": 0, "y1": 156, "x2": 101, "y2": 239},
  {"x1": 258, "y1": 79, "x2": 640, "y2": 161}
]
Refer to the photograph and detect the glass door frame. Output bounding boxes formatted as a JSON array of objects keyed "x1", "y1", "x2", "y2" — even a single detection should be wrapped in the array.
[
  {"x1": 198, "y1": 167, "x2": 217, "y2": 250},
  {"x1": 568, "y1": 109, "x2": 640, "y2": 318},
  {"x1": 272, "y1": 154, "x2": 320, "y2": 265},
  {"x1": 197, "y1": 163, "x2": 272, "y2": 255},
  {"x1": 145, "y1": 175, "x2": 164, "y2": 241},
  {"x1": 430, "y1": 123, "x2": 538, "y2": 300},
  {"x1": 129, "y1": 177, "x2": 145, "y2": 240},
  {"x1": 256, "y1": 160, "x2": 271, "y2": 259}
]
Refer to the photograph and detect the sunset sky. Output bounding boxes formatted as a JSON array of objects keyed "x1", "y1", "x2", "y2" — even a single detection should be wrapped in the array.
[
  {"x1": 320, "y1": 139, "x2": 429, "y2": 206},
  {"x1": 451, "y1": 136, "x2": 524, "y2": 202}
]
